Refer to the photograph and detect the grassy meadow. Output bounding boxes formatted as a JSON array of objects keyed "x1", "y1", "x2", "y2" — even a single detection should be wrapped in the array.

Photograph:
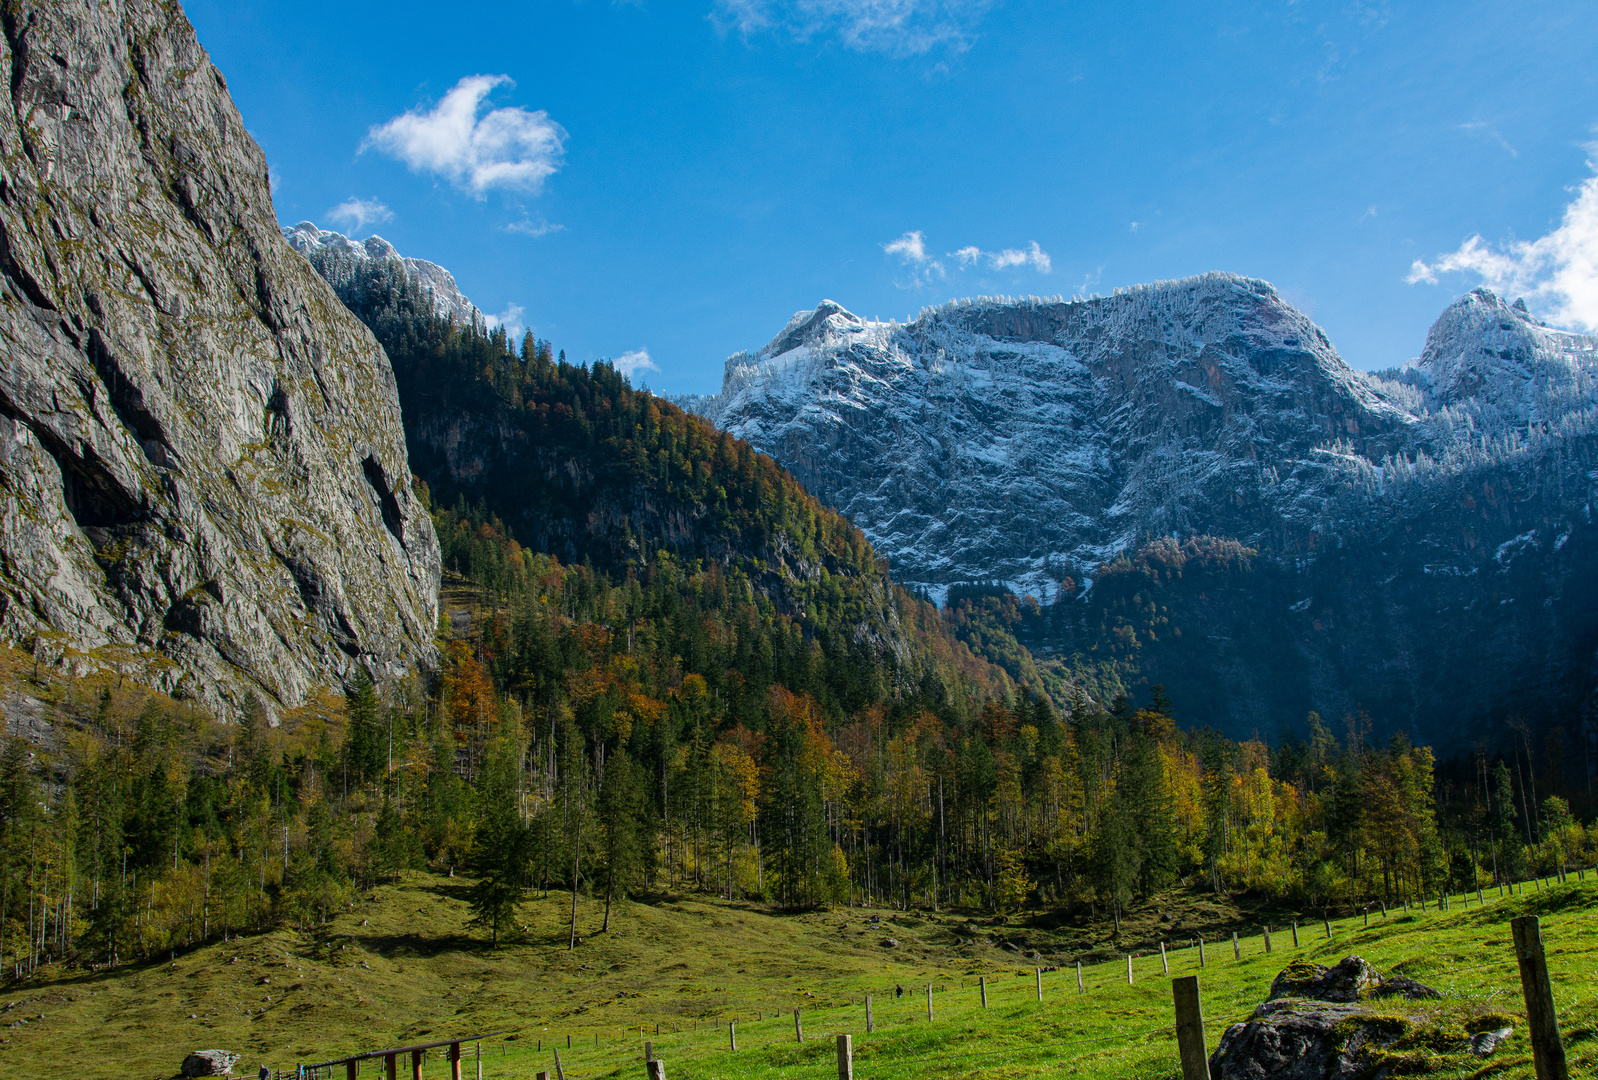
[{"x1": 2, "y1": 870, "x2": 1595, "y2": 1080}]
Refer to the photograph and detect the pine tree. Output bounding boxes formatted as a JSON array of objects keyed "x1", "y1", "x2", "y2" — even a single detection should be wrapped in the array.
[
  {"x1": 597, "y1": 748, "x2": 648, "y2": 931},
  {"x1": 466, "y1": 742, "x2": 528, "y2": 947}
]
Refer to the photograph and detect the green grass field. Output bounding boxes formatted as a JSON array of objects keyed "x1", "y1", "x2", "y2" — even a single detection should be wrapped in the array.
[{"x1": 3, "y1": 874, "x2": 1595, "y2": 1080}]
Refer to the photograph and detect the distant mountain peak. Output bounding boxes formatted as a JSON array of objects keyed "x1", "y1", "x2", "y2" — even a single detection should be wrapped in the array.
[
  {"x1": 283, "y1": 221, "x2": 485, "y2": 331},
  {"x1": 1390, "y1": 286, "x2": 1598, "y2": 423},
  {"x1": 687, "y1": 274, "x2": 1418, "y2": 602}
]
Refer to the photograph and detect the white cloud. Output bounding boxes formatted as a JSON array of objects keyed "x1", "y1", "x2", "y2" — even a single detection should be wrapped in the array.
[
  {"x1": 1407, "y1": 161, "x2": 1598, "y2": 331},
  {"x1": 885, "y1": 230, "x2": 931, "y2": 263},
  {"x1": 947, "y1": 240, "x2": 1052, "y2": 273},
  {"x1": 506, "y1": 217, "x2": 564, "y2": 237},
  {"x1": 327, "y1": 197, "x2": 393, "y2": 235},
  {"x1": 484, "y1": 303, "x2": 526, "y2": 339},
  {"x1": 714, "y1": 0, "x2": 994, "y2": 56},
  {"x1": 986, "y1": 241, "x2": 1052, "y2": 273},
  {"x1": 614, "y1": 349, "x2": 658, "y2": 380},
  {"x1": 883, "y1": 230, "x2": 946, "y2": 287},
  {"x1": 363, "y1": 75, "x2": 566, "y2": 198},
  {"x1": 884, "y1": 231, "x2": 1052, "y2": 289}
]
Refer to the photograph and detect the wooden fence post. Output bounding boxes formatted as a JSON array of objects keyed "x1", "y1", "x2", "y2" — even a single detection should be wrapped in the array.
[
  {"x1": 1173, "y1": 975, "x2": 1209, "y2": 1080},
  {"x1": 866, "y1": 995, "x2": 874, "y2": 1033},
  {"x1": 1231, "y1": 932, "x2": 1239, "y2": 960},
  {"x1": 926, "y1": 983, "x2": 934, "y2": 1022},
  {"x1": 644, "y1": 1041, "x2": 653, "y2": 1062},
  {"x1": 413, "y1": 1050, "x2": 425, "y2": 1080},
  {"x1": 795, "y1": 1008, "x2": 803, "y2": 1043},
  {"x1": 836, "y1": 1034, "x2": 853, "y2": 1080},
  {"x1": 553, "y1": 1048, "x2": 566, "y2": 1080},
  {"x1": 646, "y1": 1061, "x2": 666, "y2": 1080},
  {"x1": 1127, "y1": 954, "x2": 1134, "y2": 985},
  {"x1": 1198, "y1": 936, "x2": 1205, "y2": 968},
  {"x1": 1263, "y1": 926, "x2": 1272, "y2": 954},
  {"x1": 729, "y1": 1022, "x2": 737, "y2": 1052},
  {"x1": 1076, "y1": 961, "x2": 1084, "y2": 993},
  {"x1": 1511, "y1": 916, "x2": 1569, "y2": 1080},
  {"x1": 980, "y1": 976, "x2": 988, "y2": 1008},
  {"x1": 1363, "y1": 906, "x2": 1369, "y2": 927},
  {"x1": 1324, "y1": 914, "x2": 1331, "y2": 938},
  {"x1": 1160, "y1": 940, "x2": 1169, "y2": 974},
  {"x1": 1036, "y1": 968, "x2": 1043, "y2": 1002},
  {"x1": 1291, "y1": 921, "x2": 1299, "y2": 948}
]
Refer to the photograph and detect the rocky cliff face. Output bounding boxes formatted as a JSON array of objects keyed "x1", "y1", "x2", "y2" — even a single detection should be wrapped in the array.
[
  {"x1": 689, "y1": 280, "x2": 1598, "y2": 746},
  {"x1": 0, "y1": 0, "x2": 440, "y2": 714}
]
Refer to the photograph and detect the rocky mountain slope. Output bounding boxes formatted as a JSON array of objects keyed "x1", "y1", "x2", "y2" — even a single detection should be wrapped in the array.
[
  {"x1": 688, "y1": 281, "x2": 1598, "y2": 748},
  {"x1": 284, "y1": 222, "x2": 485, "y2": 330},
  {"x1": 688, "y1": 277, "x2": 1422, "y2": 601},
  {"x1": 290, "y1": 229, "x2": 1030, "y2": 711},
  {"x1": 0, "y1": 0, "x2": 440, "y2": 715}
]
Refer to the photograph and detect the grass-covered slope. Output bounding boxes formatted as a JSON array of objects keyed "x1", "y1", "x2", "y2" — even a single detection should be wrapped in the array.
[{"x1": 4, "y1": 872, "x2": 1594, "y2": 1079}]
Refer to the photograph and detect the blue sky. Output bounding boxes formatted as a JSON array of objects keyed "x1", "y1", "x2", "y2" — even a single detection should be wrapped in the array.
[{"x1": 188, "y1": 0, "x2": 1598, "y2": 394}]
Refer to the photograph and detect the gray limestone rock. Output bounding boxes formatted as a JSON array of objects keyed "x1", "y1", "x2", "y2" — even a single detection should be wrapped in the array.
[
  {"x1": 1268, "y1": 956, "x2": 1382, "y2": 1003},
  {"x1": 1372, "y1": 976, "x2": 1442, "y2": 1001},
  {"x1": 1209, "y1": 999, "x2": 1396, "y2": 1080},
  {"x1": 181, "y1": 1050, "x2": 240, "y2": 1077},
  {"x1": 0, "y1": 0, "x2": 439, "y2": 714},
  {"x1": 1215, "y1": 958, "x2": 1456, "y2": 1079},
  {"x1": 1469, "y1": 1027, "x2": 1513, "y2": 1057}
]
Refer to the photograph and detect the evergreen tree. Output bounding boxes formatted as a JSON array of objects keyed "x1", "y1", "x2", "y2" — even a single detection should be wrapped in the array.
[
  {"x1": 466, "y1": 741, "x2": 528, "y2": 947},
  {"x1": 597, "y1": 748, "x2": 648, "y2": 931}
]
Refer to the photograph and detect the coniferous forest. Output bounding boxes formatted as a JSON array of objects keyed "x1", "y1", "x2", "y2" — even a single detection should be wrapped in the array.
[{"x1": 1, "y1": 304, "x2": 1594, "y2": 980}]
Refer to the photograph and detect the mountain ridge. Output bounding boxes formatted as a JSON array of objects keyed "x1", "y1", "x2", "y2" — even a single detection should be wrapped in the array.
[{"x1": 685, "y1": 278, "x2": 1598, "y2": 747}]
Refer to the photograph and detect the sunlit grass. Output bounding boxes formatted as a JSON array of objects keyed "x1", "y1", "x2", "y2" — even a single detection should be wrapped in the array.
[{"x1": 3, "y1": 874, "x2": 1595, "y2": 1079}]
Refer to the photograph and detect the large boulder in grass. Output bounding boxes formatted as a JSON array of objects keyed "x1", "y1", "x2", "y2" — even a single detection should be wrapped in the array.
[
  {"x1": 181, "y1": 1050, "x2": 240, "y2": 1077},
  {"x1": 1267, "y1": 955, "x2": 1441, "y2": 1003},
  {"x1": 1209, "y1": 1000, "x2": 1401, "y2": 1080},
  {"x1": 1211, "y1": 958, "x2": 1451, "y2": 1079},
  {"x1": 1268, "y1": 956, "x2": 1381, "y2": 1002}
]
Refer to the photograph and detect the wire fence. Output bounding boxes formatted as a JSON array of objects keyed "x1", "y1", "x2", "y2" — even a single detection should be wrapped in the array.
[{"x1": 280, "y1": 871, "x2": 1595, "y2": 1079}]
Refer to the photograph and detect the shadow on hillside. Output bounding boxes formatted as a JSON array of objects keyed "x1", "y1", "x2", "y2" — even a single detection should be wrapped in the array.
[{"x1": 354, "y1": 930, "x2": 485, "y2": 957}]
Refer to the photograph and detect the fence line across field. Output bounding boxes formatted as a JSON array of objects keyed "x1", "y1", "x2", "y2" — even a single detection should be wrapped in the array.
[{"x1": 279, "y1": 870, "x2": 1587, "y2": 1079}]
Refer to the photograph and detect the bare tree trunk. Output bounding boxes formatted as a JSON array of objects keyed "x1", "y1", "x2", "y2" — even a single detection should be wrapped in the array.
[{"x1": 568, "y1": 805, "x2": 583, "y2": 950}]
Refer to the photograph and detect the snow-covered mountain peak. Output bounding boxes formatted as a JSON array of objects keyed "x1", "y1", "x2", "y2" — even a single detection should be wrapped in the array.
[
  {"x1": 763, "y1": 299, "x2": 869, "y2": 356},
  {"x1": 1383, "y1": 287, "x2": 1598, "y2": 427},
  {"x1": 686, "y1": 272, "x2": 1421, "y2": 599},
  {"x1": 283, "y1": 221, "x2": 485, "y2": 331}
]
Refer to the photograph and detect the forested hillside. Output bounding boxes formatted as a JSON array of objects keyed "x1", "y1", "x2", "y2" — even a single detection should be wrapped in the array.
[
  {"x1": 3, "y1": 235, "x2": 1592, "y2": 985},
  {"x1": 3, "y1": 542, "x2": 1592, "y2": 976}
]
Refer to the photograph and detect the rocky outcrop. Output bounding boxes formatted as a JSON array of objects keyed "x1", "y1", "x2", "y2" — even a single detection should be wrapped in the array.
[
  {"x1": 181, "y1": 1050, "x2": 240, "y2": 1077},
  {"x1": 1213, "y1": 957, "x2": 1483, "y2": 1080},
  {"x1": 0, "y1": 0, "x2": 440, "y2": 713},
  {"x1": 1211, "y1": 998, "x2": 1390, "y2": 1080},
  {"x1": 1268, "y1": 957, "x2": 1385, "y2": 1003}
]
